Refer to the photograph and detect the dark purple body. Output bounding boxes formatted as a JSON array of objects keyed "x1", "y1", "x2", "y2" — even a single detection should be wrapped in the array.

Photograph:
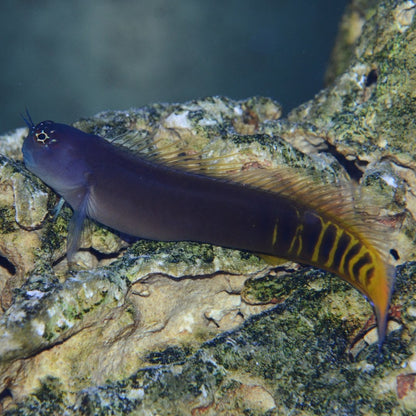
[{"x1": 22, "y1": 120, "x2": 310, "y2": 260}]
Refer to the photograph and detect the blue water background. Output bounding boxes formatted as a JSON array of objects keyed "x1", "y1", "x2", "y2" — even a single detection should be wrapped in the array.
[{"x1": 0, "y1": 0, "x2": 347, "y2": 132}]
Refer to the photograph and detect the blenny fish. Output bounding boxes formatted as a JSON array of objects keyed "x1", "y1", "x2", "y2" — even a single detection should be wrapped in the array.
[{"x1": 21, "y1": 114, "x2": 395, "y2": 344}]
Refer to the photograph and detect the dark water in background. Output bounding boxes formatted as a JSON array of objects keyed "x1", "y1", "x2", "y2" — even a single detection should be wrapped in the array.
[{"x1": 0, "y1": 0, "x2": 348, "y2": 132}]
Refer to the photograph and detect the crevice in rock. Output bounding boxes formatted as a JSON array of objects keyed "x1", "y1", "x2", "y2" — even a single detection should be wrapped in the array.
[
  {"x1": 0, "y1": 254, "x2": 16, "y2": 276},
  {"x1": 88, "y1": 247, "x2": 125, "y2": 262},
  {"x1": 365, "y1": 68, "x2": 378, "y2": 87},
  {"x1": 0, "y1": 387, "x2": 13, "y2": 403},
  {"x1": 322, "y1": 143, "x2": 366, "y2": 181},
  {"x1": 390, "y1": 248, "x2": 400, "y2": 261}
]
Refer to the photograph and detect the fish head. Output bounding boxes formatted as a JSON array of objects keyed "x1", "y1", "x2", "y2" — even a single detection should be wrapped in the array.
[{"x1": 22, "y1": 119, "x2": 91, "y2": 196}]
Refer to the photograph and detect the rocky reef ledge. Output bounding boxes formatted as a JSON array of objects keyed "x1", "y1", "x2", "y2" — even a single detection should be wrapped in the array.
[{"x1": 1, "y1": 0, "x2": 416, "y2": 414}]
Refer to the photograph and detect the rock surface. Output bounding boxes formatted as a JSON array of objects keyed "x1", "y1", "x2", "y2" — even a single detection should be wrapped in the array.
[{"x1": 1, "y1": 0, "x2": 416, "y2": 414}]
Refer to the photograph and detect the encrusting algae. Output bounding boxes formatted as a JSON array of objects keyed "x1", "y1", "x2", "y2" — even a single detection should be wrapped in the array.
[{"x1": 21, "y1": 111, "x2": 395, "y2": 345}]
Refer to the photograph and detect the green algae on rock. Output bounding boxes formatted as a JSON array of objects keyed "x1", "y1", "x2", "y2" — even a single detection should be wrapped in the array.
[
  {"x1": 0, "y1": 154, "x2": 50, "y2": 310},
  {"x1": 6, "y1": 263, "x2": 415, "y2": 416},
  {"x1": 117, "y1": 240, "x2": 270, "y2": 281},
  {"x1": 0, "y1": 93, "x2": 409, "y2": 413},
  {"x1": 0, "y1": 268, "x2": 128, "y2": 364},
  {"x1": 285, "y1": 0, "x2": 416, "y2": 260}
]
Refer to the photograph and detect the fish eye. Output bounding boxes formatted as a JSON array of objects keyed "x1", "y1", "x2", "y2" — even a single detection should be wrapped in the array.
[
  {"x1": 33, "y1": 121, "x2": 57, "y2": 146},
  {"x1": 36, "y1": 132, "x2": 48, "y2": 143}
]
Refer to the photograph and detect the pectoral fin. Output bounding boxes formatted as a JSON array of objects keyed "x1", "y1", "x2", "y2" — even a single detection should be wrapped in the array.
[{"x1": 67, "y1": 191, "x2": 90, "y2": 262}]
